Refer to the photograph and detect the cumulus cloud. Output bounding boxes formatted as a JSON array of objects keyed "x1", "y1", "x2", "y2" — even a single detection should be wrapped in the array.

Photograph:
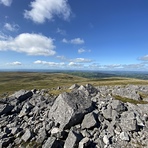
[
  {"x1": 0, "y1": 33, "x2": 56, "y2": 56},
  {"x1": 71, "y1": 58, "x2": 92, "y2": 63},
  {"x1": 34, "y1": 60, "x2": 65, "y2": 67},
  {"x1": 139, "y1": 55, "x2": 148, "y2": 61},
  {"x1": 4, "y1": 23, "x2": 19, "y2": 32},
  {"x1": 7, "y1": 61, "x2": 22, "y2": 65},
  {"x1": 24, "y1": 0, "x2": 71, "y2": 23},
  {"x1": 62, "y1": 38, "x2": 84, "y2": 44},
  {"x1": 0, "y1": 0, "x2": 12, "y2": 6}
]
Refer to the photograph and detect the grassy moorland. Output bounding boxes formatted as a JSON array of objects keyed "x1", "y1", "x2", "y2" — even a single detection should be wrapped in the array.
[{"x1": 0, "y1": 72, "x2": 148, "y2": 97}]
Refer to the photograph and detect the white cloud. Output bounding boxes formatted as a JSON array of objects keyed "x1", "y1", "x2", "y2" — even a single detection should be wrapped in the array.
[
  {"x1": 71, "y1": 58, "x2": 92, "y2": 63},
  {"x1": 78, "y1": 48, "x2": 91, "y2": 54},
  {"x1": 62, "y1": 38, "x2": 84, "y2": 44},
  {"x1": 7, "y1": 61, "x2": 22, "y2": 65},
  {"x1": 88, "y1": 63, "x2": 101, "y2": 69},
  {"x1": 24, "y1": 0, "x2": 71, "y2": 23},
  {"x1": 56, "y1": 55, "x2": 68, "y2": 61},
  {"x1": 34, "y1": 60, "x2": 65, "y2": 67},
  {"x1": 0, "y1": 33, "x2": 56, "y2": 56},
  {"x1": 122, "y1": 63, "x2": 145, "y2": 69},
  {"x1": 4, "y1": 23, "x2": 19, "y2": 32},
  {"x1": 56, "y1": 28, "x2": 66, "y2": 35},
  {"x1": 139, "y1": 55, "x2": 148, "y2": 61},
  {"x1": 68, "y1": 62, "x2": 82, "y2": 67},
  {"x1": 0, "y1": 32, "x2": 11, "y2": 40},
  {"x1": 70, "y1": 38, "x2": 84, "y2": 44},
  {"x1": 78, "y1": 48, "x2": 85, "y2": 54},
  {"x1": 0, "y1": 0, "x2": 12, "y2": 6},
  {"x1": 104, "y1": 64, "x2": 123, "y2": 69}
]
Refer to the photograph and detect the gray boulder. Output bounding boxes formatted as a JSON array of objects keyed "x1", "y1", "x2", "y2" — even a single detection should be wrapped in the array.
[
  {"x1": 42, "y1": 137, "x2": 58, "y2": 148},
  {"x1": 112, "y1": 86, "x2": 141, "y2": 101},
  {"x1": 18, "y1": 102, "x2": 34, "y2": 117},
  {"x1": 10, "y1": 90, "x2": 33, "y2": 103},
  {"x1": 111, "y1": 100, "x2": 127, "y2": 113},
  {"x1": 69, "y1": 84, "x2": 79, "y2": 90},
  {"x1": 81, "y1": 112, "x2": 97, "y2": 129},
  {"x1": 0, "y1": 104, "x2": 13, "y2": 115},
  {"x1": 120, "y1": 132, "x2": 129, "y2": 141},
  {"x1": 21, "y1": 128, "x2": 32, "y2": 142},
  {"x1": 48, "y1": 91, "x2": 93, "y2": 130},
  {"x1": 120, "y1": 111, "x2": 138, "y2": 132},
  {"x1": 64, "y1": 130, "x2": 82, "y2": 148},
  {"x1": 78, "y1": 137, "x2": 90, "y2": 148}
]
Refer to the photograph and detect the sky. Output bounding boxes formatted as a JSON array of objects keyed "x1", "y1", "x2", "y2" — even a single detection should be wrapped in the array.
[{"x1": 0, "y1": 0, "x2": 148, "y2": 71}]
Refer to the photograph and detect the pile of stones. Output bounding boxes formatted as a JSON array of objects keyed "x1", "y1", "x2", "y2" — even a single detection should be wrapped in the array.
[{"x1": 0, "y1": 84, "x2": 148, "y2": 148}]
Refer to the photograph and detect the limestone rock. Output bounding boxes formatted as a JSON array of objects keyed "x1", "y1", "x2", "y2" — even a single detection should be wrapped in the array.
[
  {"x1": 10, "y1": 90, "x2": 33, "y2": 103},
  {"x1": 120, "y1": 111, "x2": 138, "y2": 132},
  {"x1": 42, "y1": 137, "x2": 58, "y2": 148},
  {"x1": 64, "y1": 130, "x2": 82, "y2": 148},
  {"x1": 0, "y1": 104, "x2": 13, "y2": 115},
  {"x1": 120, "y1": 132, "x2": 129, "y2": 141},
  {"x1": 21, "y1": 128, "x2": 32, "y2": 142},
  {"x1": 69, "y1": 84, "x2": 79, "y2": 90},
  {"x1": 78, "y1": 137, "x2": 90, "y2": 148},
  {"x1": 81, "y1": 112, "x2": 97, "y2": 129},
  {"x1": 48, "y1": 91, "x2": 93, "y2": 130},
  {"x1": 103, "y1": 135, "x2": 110, "y2": 145}
]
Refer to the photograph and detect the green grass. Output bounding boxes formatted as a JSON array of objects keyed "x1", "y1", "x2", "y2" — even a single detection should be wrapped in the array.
[
  {"x1": 0, "y1": 72, "x2": 148, "y2": 97},
  {"x1": 113, "y1": 95, "x2": 148, "y2": 104}
]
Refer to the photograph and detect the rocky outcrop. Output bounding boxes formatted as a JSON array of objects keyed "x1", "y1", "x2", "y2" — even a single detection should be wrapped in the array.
[{"x1": 0, "y1": 84, "x2": 148, "y2": 148}]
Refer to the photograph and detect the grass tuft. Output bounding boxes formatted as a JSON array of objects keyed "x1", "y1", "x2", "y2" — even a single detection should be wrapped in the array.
[{"x1": 113, "y1": 95, "x2": 148, "y2": 104}]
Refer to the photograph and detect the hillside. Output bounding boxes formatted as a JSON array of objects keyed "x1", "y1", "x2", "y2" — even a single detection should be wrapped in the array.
[{"x1": 0, "y1": 72, "x2": 148, "y2": 97}]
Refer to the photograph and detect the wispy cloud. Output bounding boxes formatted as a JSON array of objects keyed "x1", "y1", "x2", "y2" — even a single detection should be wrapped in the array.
[
  {"x1": 62, "y1": 38, "x2": 68, "y2": 43},
  {"x1": 68, "y1": 62, "x2": 83, "y2": 67},
  {"x1": 71, "y1": 58, "x2": 92, "y2": 63},
  {"x1": 34, "y1": 60, "x2": 65, "y2": 67},
  {"x1": 104, "y1": 64, "x2": 123, "y2": 69},
  {"x1": 70, "y1": 38, "x2": 84, "y2": 44},
  {"x1": 7, "y1": 61, "x2": 22, "y2": 65},
  {"x1": 0, "y1": 32, "x2": 12, "y2": 40},
  {"x1": 57, "y1": 55, "x2": 92, "y2": 63},
  {"x1": 56, "y1": 28, "x2": 66, "y2": 35},
  {"x1": 122, "y1": 63, "x2": 145, "y2": 69},
  {"x1": 0, "y1": 33, "x2": 56, "y2": 56},
  {"x1": 78, "y1": 48, "x2": 91, "y2": 54},
  {"x1": 4, "y1": 23, "x2": 19, "y2": 32},
  {"x1": 0, "y1": 0, "x2": 12, "y2": 6},
  {"x1": 24, "y1": 0, "x2": 71, "y2": 23},
  {"x1": 56, "y1": 55, "x2": 68, "y2": 61},
  {"x1": 62, "y1": 38, "x2": 84, "y2": 45},
  {"x1": 139, "y1": 55, "x2": 148, "y2": 61}
]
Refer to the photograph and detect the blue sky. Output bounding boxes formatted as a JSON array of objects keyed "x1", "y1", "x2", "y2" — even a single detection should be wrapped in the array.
[{"x1": 0, "y1": 0, "x2": 148, "y2": 71}]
